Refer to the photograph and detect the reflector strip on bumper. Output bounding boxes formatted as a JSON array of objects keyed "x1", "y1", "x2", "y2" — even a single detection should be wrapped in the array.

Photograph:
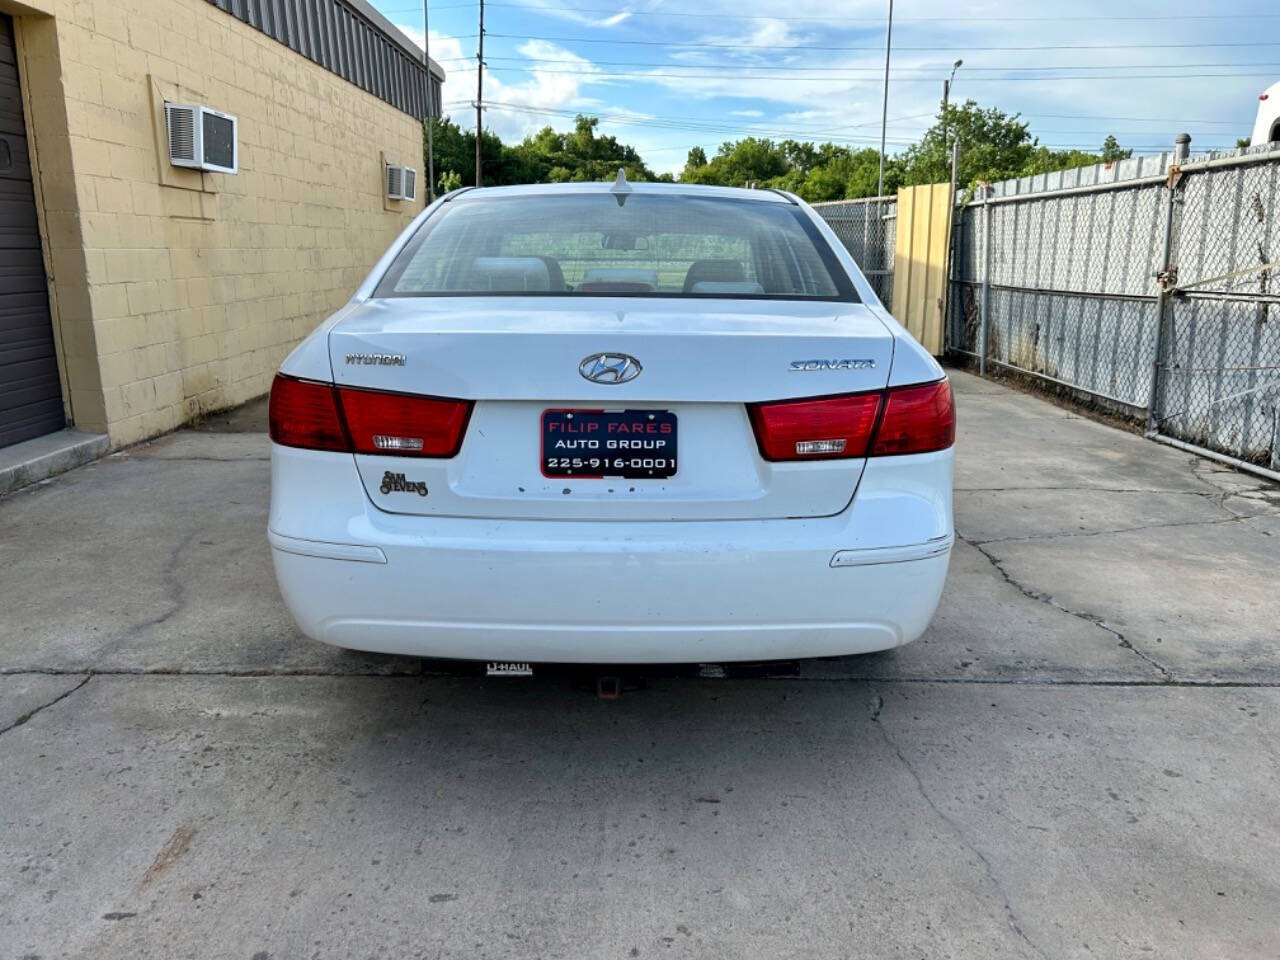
[
  {"x1": 830, "y1": 535, "x2": 953, "y2": 568},
  {"x1": 268, "y1": 530, "x2": 388, "y2": 564}
]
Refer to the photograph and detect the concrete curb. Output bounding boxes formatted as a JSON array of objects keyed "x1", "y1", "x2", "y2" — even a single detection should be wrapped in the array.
[{"x1": 0, "y1": 430, "x2": 110, "y2": 496}]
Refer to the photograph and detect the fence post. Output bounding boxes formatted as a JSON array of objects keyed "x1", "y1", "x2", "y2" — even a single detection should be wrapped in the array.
[
  {"x1": 941, "y1": 138, "x2": 961, "y2": 353},
  {"x1": 980, "y1": 184, "x2": 992, "y2": 376},
  {"x1": 861, "y1": 200, "x2": 871, "y2": 280},
  {"x1": 1146, "y1": 132, "x2": 1190, "y2": 435}
]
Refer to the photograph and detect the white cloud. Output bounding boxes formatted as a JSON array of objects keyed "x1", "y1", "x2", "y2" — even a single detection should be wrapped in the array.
[
  {"x1": 397, "y1": 28, "x2": 614, "y2": 142},
  {"x1": 507, "y1": 0, "x2": 632, "y2": 28},
  {"x1": 397, "y1": 0, "x2": 1259, "y2": 176}
]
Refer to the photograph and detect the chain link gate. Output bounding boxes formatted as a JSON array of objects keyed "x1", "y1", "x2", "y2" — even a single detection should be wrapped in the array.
[
  {"x1": 948, "y1": 175, "x2": 1169, "y2": 412},
  {"x1": 811, "y1": 197, "x2": 896, "y2": 306},
  {"x1": 1150, "y1": 154, "x2": 1280, "y2": 473}
]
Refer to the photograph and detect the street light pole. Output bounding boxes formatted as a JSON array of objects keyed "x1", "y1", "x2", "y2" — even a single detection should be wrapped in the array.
[
  {"x1": 423, "y1": 0, "x2": 434, "y2": 201},
  {"x1": 876, "y1": 0, "x2": 893, "y2": 200},
  {"x1": 475, "y1": 0, "x2": 484, "y2": 187},
  {"x1": 940, "y1": 59, "x2": 962, "y2": 163}
]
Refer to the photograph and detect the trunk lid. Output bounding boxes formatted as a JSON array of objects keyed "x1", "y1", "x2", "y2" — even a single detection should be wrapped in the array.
[{"x1": 329, "y1": 297, "x2": 894, "y2": 521}]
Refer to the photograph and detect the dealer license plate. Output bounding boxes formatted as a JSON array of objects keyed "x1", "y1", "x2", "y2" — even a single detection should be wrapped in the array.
[{"x1": 541, "y1": 409, "x2": 677, "y2": 479}]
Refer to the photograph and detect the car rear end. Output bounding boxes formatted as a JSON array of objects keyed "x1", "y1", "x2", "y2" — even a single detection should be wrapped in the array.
[{"x1": 267, "y1": 184, "x2": 954, "y2": 663}]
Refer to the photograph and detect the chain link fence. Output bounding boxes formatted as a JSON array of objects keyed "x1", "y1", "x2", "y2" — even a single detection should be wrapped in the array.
[
  {"x1": 817, "y1": 146, "x2": 1280, "y2": 480},
  {"x1": 1152, "y1": 156, "x2": 1280, "y2": 471},
  {"x1": 948, "y1": 176, "x2": 1168, "y2": 412},
  {"x1": 811, "y1": 196, "x2": 896, "y2": 305}
]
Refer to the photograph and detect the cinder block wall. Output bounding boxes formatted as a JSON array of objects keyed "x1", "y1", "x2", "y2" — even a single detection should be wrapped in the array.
[{"x1": 12, "y1": 0, "x2": 425, "y2": 444}]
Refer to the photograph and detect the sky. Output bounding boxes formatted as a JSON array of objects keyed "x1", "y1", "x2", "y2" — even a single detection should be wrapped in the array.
[{"x1": 370, "y1": 0, "x2": 1279, "y2": 176}]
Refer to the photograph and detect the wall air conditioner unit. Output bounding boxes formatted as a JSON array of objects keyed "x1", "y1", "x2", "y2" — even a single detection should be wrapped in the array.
[
  {"x1": 164, "y1": 102, "x2": 238, "y2": 174},
  {"x1": 385, "y1": 162, "x2": 417, "y2": 201}
]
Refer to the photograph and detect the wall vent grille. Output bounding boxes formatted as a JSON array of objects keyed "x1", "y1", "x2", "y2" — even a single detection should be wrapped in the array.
[
  {"x1": 386, "y1": 163, "x2": 405, "y2": 199},
  {"x1": 166, "y1": 103, "x2": 198, "y2": 165}
]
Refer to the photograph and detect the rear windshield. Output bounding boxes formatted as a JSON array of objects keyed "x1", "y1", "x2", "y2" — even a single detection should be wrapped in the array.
[{"x1": 375, "y1": 193, "x2": 857, "y2": 301}]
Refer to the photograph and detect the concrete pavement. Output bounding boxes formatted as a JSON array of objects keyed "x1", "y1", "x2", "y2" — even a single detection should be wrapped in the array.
[{"x1": 2, "y1": 370, "x2": 1278, "y2": 959}]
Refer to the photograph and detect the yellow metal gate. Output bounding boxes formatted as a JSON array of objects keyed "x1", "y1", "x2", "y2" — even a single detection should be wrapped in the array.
[{"x1": 890, "y1": 182, "x2": 954, "y2": 356}]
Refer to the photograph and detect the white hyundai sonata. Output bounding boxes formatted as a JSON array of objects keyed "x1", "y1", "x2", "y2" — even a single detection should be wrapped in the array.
[{"x1": 267, "y1": 180, "x2": 954, "y2": 664}]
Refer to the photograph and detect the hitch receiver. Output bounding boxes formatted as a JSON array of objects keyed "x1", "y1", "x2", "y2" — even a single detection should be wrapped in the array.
[{"x1": 596, "y1": 675, "x2": 622, "y2": 700}]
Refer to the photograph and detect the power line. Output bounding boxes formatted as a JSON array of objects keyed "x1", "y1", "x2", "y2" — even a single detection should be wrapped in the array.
[
  {"x1": 439, "y1": 54, "x2": 1254, "y2": 127},
  {"x1": 378, "y1": 1, "x2": 1280, "y2": 23},
  {"x1": 461, "y1": 100, "x2": 922, "y2": 144},
  {"x1": 443, "y1": 100, "x2": 939, "y2": 141},
  {"x1": 1019, "y1": 112, "x2": 1248, "y2": 126},
  {"x1": 459, "y1": 65, "x2": 1280, "y2": 83},
  {"x1": 486, "y1": 32, "x2": 1280, "y2": 52},
  {"x1": 381, "y1": 2, "x2": 472, "y2": 10},
  {"x1": 462, "y1": 101, "x2": 1245, "y2": 140},
  {"x1": 459, "y1": 55, "x2": 1280, "y2": 75}
]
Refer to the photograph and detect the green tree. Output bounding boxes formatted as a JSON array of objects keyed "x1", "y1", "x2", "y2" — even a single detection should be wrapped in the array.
[
  {"x1": 681, "y1": 137, "x2": 790, "y2": 186},
  {"x1": 437, "y1": 169, "x2": 463, "y2": 194},
  {"x1": 1101, "y1": 135, "x2": 1132, "y2": 162},
  {"x1": 794, "y1": 146, "x2": 885, "y2": 201},
  {"x1": 684, "y1": 146, "x2": 707, "y2": 175},
  {"x1": 425, "y1": 116, "x2": 475, "y2": 185},
  {"x1": 424, "y1": 114, "x2": 654, "y2": 188},
  {"x1": 1022, "y1": 146, "x2": 1105, "y2": 176},
  {"x1": 899, "y1": 100, "x2": 1037, "y2": 187},
  {"x1": 512, "y1": 115, "x2": 656, "y2": 183}
]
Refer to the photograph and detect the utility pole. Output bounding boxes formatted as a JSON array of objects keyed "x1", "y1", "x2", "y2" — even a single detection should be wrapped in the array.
[
  {"x1": 424, "y1": 0, "x2": 434, "y2": 201},
  {"x1": 475, "y1": 0, "x2": 484, "y2": 187},
  {"x1": 876, "y1": 0, "x2": 893, "y2": 200},
  {"x1": 941, "y1": 135, "x2": 960, "y2": 343}
]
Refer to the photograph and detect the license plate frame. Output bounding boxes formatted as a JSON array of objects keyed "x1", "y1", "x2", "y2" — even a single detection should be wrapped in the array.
[{"x1": 541, "y1": 409, "x2": 678, "y2": 479}]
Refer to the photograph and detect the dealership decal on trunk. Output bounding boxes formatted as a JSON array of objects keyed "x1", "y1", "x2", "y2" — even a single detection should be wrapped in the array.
[
  {"x1": 789, "y1": 359, "x2": 876, "y2": 371},
  {"x1": 380, "y1": 472, "x2": 428, "y2": 496}
]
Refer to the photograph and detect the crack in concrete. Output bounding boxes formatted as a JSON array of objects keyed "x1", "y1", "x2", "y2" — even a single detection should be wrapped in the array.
[
  {"x1": 956, "y1": 485, "x2": 1220, "y2": 495},
  {"x1": 1187, "y1": 459, "x2": 1280, "y2": 525},
  {"x1": 0, "y1": 674, "x2": 92, "y2": 737},
  {"x1": 805, "y1": 676, "x2": 1278, "y2": 687},
  {"x1": 1, "y1": 666, "x2": 430, "y2": 678},
  {"x1": 957, "y1": 534, "x2": 1176, "y2": 683},
  {"x1": 966, "y1": 515, "x2": 1244, "y2": 546},
  {"x1": 1194, "y1": 457, "x2": 1279, "y2": 495},
  {"x1": 121, "y1": 456, "x2": 270, "y2": 462},
  {"x1": 870, "y1": 692, "x2": 1049, "y2": 960},
  {"x1": 95, "y1": 531, "x2": 199, "y2": 661}
]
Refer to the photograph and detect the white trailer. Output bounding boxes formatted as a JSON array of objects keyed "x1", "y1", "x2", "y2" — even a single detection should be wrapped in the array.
[{"x1": 1253, "y1": 81, "x2": 1280, "y2": 145}]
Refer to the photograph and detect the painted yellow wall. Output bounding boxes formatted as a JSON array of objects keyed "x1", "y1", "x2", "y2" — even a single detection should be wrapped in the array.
[
  {"x1": 7, "y1": 0, "x2": 425, "y2": 444},
  {"x1": 890, "y1": 182, "x2": 954, "y2": 356}
]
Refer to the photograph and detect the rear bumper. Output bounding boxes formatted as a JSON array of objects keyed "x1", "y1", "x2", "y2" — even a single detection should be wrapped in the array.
[{"x1": 268, "y1": 445, "x2": 953, "y2": 663}]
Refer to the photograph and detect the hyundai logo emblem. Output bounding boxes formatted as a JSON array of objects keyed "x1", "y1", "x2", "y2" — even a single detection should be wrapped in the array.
[{"x1": 579, "y1": 353, "x2": 642, "y2": 384}]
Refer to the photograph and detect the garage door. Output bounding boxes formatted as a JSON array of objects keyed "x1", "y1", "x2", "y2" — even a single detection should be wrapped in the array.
[{"x1": 0, "y1": 13, "x2": 64, "y2": 448}]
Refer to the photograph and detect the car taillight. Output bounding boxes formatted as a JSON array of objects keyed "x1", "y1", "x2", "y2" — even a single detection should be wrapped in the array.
[
  {"x1": 748, "y1": 378, "x2": 955, "y2": 462},
  {"x1": 268, "y1": 374, "x2": 472, "y2": 457},
  {"x1": 268, "y1": 374, "x2": 349, "y2": 452},
  {"x1": 748, "y1": 392, "x2": 883, "y2": 461},
  {"x1": 870, "y1": 379, "x2": 955, "y2": 456},
  {"x1": 338, "y1": 386, "x2": 472, "y2": 457}
]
